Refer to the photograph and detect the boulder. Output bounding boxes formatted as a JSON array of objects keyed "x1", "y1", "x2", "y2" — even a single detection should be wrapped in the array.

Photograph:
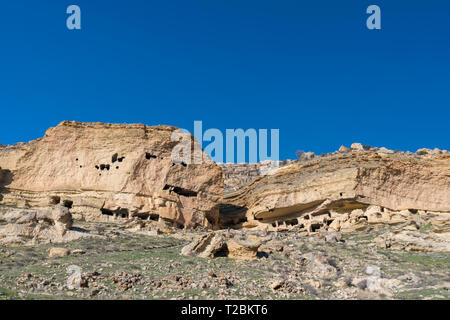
[
  {"x1": 0, "y1": 205, "x2": 94, "y2": 245},
  {"x1": 350, "y1": 143, "x2": 364, "y2": 151},
  {"x1": 226, "y1": 237, "x2": 261, "y2": 260},
  {"x1": 49, "y1": 247, "x2": 70, "y2": 258},
  {"x1": 339, "y1": 145, "x2": 349, "y2": 153},
  {"x1": 299, "y1": 252, "x2": 338, "y2": 278},
  {"x1": 259, "y1": 240, "x2": 284, "y2": 253},
  {"x1": 181, "y1": 233, "x2": 226, "y2": 258},
  {"x1": 320, "y1": 231, "x2": 343, "y2": 243}
]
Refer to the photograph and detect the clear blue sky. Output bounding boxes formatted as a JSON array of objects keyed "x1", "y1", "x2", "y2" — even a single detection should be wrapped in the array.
[{"x1": 1, "y1": 1, "x2": 449, "y2": 160}]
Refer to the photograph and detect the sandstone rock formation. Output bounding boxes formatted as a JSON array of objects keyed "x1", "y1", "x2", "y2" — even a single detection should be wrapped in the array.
[
  {"x1": 375, "y1": 217, "x2": 450, "y2": 253},
  {"x1": 219, "y1": 160, "x2": 296, "y2": 193},
  {"x1": 226, "y1": 237, "x2": 261, "y2": 260},
  {"x1": 222, "y1": 151, "x2": 450, "y2": 234},
  {"x1": 181, "y1": 232, "x2": 261, "y2": 260},
  {"x1": 0, "y1": 205, "x2": 90, "y2": 245},
  {"x1": 180, "y1": 233, "x2": 227, "y2": 258},
  {"x1": 0, "y1": 121, "x2": 223, "y2": 229},
  {"x1": 48, "y1": 247, "x2": 71, "y2": 258}
]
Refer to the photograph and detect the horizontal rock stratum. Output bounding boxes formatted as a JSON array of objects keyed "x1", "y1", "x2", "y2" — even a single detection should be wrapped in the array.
[
  {"x1": 222, "y1": 151, "x2": 450, "y2": 231},
  {"x1": 0, "y1": 121, "x2": 223, "y2": 228}
]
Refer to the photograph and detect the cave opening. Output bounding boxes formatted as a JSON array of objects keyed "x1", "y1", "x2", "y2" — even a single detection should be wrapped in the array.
[
  {"x1": 285, "y1": 219, "x2": 299, "y2": 226},
  {"x1": 50, "y1": 196, "x2": 61, "y2": 205},
  {"x1": 172, "y1": 161, "x2": 187, "y2": 167},
  {"x1": 101, "y1": 208, "x2": 114, "y2": 216},
  {"x1": 118, "y1": 208, "x2": 129, "y2": 218},
  {"x1": 63, "y1": 200, "x2": 73, "y2": 209},
  {"x1": 149, "y1": 213, "x2": 160, "y2": 221},
  {"x1": 163, "y1": 184, "x2": 198, "y2": 197},
  {"x1": 100, "y1": 164, "x2": 110, "y2": 171},
  {"x1": 145, "y1": 153, "x2": 157, "y2": 160}
]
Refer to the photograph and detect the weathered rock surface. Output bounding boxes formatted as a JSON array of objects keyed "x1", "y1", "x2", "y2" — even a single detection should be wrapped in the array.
[
  {"x1": 48, "y1": 247, "x2": 70, "y2": 258},
  {"x1": 0, "y1": 121, "x2": 223, "y2": 228},
  {"x1": 181, "y1": 232, "x2": 261, "y2": 260},
  {"x1": 0, "y1": 205, "x2": 91, "y2": 245},
  {"x1": 222, "y1": 151, "x2": 450, "y2": 236},
  {"x1": 181, "y1": 233, "x2": 227, "y2": 258},
  {"x1": 227, "y1": 237, "x2": 261, "y2": 260},
  {"x1": 219, "y1": 160, "x2": 296, "y2": 193},
  {"x1": 375, "y1": 224, "x2": 450, "y2": 253}
]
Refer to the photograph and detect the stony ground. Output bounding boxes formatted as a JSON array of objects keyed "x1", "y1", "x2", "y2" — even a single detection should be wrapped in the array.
[{"x1": 0, "y1": 222, "x2": 449, "y2": 300}]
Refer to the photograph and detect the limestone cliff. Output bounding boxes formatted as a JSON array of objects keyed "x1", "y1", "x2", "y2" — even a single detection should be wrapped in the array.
[
  {"x1": 0, "y1": 121, "x2": 223, "y2": 228},
  {"x1": 222, "y1": 151, "x2": 450, "y2": 231}
]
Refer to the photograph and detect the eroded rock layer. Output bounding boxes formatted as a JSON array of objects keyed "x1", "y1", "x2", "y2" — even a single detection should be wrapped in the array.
[
  {"x1": 0, "y1": 121, "x2": 223, "y2": 228},
  {"x1": 219, "y1": 160, "x2": 296, "y2": 193},
  {"x1": 222, "y1": 151, "x2": 450, "y2": 232}
]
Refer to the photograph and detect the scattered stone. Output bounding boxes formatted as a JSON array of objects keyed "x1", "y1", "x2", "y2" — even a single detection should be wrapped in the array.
[
  {"x1": 71, "y1": 249, "x2": 86, "y2": 255},
  {"x1": 270, "y1": 279, "x2": 285, "y2": 291},
  {"x1": 375, "y1": 228, "x2": 450, "y2": 253},
  {"x1": 48, "y1": 247, "x2": 70, "y2": 258},
  {"x1": 320, "y1": 232, "x2": 343, "y2": 243}
]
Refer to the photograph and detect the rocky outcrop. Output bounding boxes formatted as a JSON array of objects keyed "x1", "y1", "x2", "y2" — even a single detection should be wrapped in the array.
[
  {"x1": 222, "y1": 151, "x2": 450, "y2": 233},
  {"x1": 181, "y1": 232, "x2": 261, "y2": 260},
  {"x1": 180, "y1": 233, "x2": 227, "y2": 258},
  {"x1": 0, "y1": 205, "x2": 90, "y2": 245},
  {"x1": 0, "y1": 121, "x2": 223, "y2": 229},
  {"x1": 375, "y1": 218, "x2": 450, "y2": 253}
]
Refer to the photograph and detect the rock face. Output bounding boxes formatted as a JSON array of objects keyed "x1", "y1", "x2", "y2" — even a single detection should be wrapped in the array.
[
  {"x1": 219, "y1": 160, "x2": 296, "y2": 193},
  {"x1": 0, "y1": 121, "x2": 223, "y2": 228},
  {"x1": 222, "y1": 151, "x2": 450, "y2": 232}
]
